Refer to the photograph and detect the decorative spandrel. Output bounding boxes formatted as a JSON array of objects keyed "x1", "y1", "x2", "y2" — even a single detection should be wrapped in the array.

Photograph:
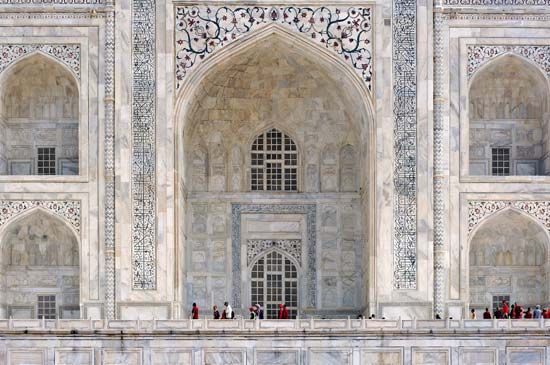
[
  {"x1": 392, "y1": 0, "x2": 418, "y2": 289},
  {"x1": 468, "y1": 45, "x2": 550, "y2": 79},
  {"x1": 468, "y1": 200, "x2": 550, "y2": 234},
  {"x1": 0, "y1": 44, "x2": 80, "y2": 79},
  {"x1": 0, "y1": 200, "x2": 81, "y2": 233},
  {"x1": 175, "y1": 5, "x2": 373, "y2": 91}
]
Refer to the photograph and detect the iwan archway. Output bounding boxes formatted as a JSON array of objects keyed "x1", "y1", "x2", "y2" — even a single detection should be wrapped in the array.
[{"x1": 174, "y1": 25, "x2": 375, "y2": 318}]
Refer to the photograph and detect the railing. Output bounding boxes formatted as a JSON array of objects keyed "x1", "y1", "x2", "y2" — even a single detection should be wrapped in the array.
[{"x1": 0, "y1": 318, "x2": 549, "y2": 333}]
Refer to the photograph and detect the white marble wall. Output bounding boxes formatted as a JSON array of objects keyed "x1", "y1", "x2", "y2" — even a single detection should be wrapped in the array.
[{"x1": 0, "y1": 17, "x2": 105, "y2": 319}]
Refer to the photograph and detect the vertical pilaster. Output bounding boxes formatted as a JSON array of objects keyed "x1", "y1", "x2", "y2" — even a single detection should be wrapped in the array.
[
  {"x1": 392, "y1": 0, "x2": 418, "y2": 290},
  {"x1": 433, "y1": 8, "x2": 449, "y2": 317},
  {"x1": 104, "y1": 0, "x2": 116, "y2": 319}
]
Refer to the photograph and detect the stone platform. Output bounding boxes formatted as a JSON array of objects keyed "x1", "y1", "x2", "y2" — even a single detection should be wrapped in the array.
[{"x1": 1, "y1": 319, "x2": 550, "y2": 364}]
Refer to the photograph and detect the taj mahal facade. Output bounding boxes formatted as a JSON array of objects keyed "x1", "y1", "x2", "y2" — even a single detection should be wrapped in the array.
[{"x1": 1, "y1": 0, "x2": 550, "y2": 364}]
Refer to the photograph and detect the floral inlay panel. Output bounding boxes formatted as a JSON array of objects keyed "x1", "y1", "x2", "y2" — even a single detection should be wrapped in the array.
[
  {"x1": 468, "y1": 200, "x2": 550, "y2": 234},
  {"x1": 175, "y1": 5, "x2": 373, "y2": 91},
  {"x1": 0, "y1": 200, "x2": 81, "y2": 233},
  {"x1": 0, "y1": 44, "x2": 80, "y2": 79},
  {"x1": 468, "y1": 45, "x2": 550, "y2": 79}
]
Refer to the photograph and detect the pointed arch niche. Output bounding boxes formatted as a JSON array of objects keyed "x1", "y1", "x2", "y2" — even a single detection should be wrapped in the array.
[
  {"x1": 468, "y1": 54, "x2": 550, "y2": 176},
  {"x1": 175, "y1": 26, "x2": 374, "y2": 317},
  {"x1": 468, "y1": 209, "x2": 549, "y2": 312},
  {"x1": 0, "y1": 53, "x2": 80, "y2": 176},
  {"x1": 0, "y1": 209, "x2": 80, "y2": 319}
]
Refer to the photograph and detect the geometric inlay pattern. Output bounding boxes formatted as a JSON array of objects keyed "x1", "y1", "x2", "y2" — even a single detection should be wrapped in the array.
[
  {"x1": 468, "y1": 200, "x2": 550, "y2": 234},
  {"x1": 468, "y1": 45, "x2": 550, "y2": 79},
  {"x1": 247, "y1": 239, "x2": 302, "y2": 267},
  {"x1": 0, "y1": 44, "x2": 80, "y2": 79},
  {"x1": 175, "y1": 5, "x2": 373, "y2": 91},
  {"x1": 131, "y1": 0, "x2": 156, "y2": 289},
  {"x1": 0, "y1": 200, "x2": 81, "y2": 233},
  {"x1": 392, "y1": 0, "x2": 418, "y2": 289},
  {"x1": 232, "y1": 204, "x2": 316, "y2": 308},
  {"x1": 444, "y1": 0, "x2": 550, "y2": 5}
]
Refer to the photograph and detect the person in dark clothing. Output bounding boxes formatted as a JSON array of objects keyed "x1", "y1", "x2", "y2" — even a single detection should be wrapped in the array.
[
  {"x1": 494, "y1": 307, "x2": 503, "y2": 319},
  {"x1": 191, "y1": 303, "x2": 199, "y2": 319},
  {"x1": 213, "y1": 305, "x2": 220, "y2": 319},
  {"x1": 483, "y1": 308, "x2": 491, "y2": 319},
  {"x1": 524, "y1": 307, "x2": 533, "y2": 319}
]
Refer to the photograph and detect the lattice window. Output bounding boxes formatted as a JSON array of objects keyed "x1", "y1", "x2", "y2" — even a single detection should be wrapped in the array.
[
  {"x1": 491, "y1": 147, "x2": 510, "y2": 176},
  {"x1": 251, "y1": 251, "x2": 298, "y2": 319},
  {"x1": 37, "y1": 294, "x2": 56, "y2": 319},
  {"x1": 37, "y1": 147, "x2": 56, "y2": 175},
  {"x1": 251, "y1": 129, "x2": 297, "y2": 192}
]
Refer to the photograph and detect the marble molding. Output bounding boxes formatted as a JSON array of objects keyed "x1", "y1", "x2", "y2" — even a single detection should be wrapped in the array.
[{"x1": 443, "y1": 0, "x2": 550, "y2": 5}]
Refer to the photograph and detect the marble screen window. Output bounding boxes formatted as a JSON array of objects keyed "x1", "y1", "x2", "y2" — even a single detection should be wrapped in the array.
[
  {"x1": 491, "y1": 147, "x2": 510, "y2": 176},
  {"x1": 251, "y1": 128, "x2": 297, "y2": 192},
  {"x1": 37, "y1": 295, "x2": 56, "y2": 319},
  {"x1": 37, "y1": 147, "x2": 56, "y2": 175},
  {"x1": 251, "y1": 251, "x2": 298, "y2": 319}
]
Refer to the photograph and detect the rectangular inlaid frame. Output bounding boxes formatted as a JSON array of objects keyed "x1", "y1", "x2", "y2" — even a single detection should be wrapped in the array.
[{"x1": 231, "y1": 203, "x2": 316, "y2": 309}]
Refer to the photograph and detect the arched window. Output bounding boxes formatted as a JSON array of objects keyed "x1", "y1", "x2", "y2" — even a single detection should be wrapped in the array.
[
  {"x1": 0, "y1": 54, "x2": 79, "y2": 176},
  {"x1": 251, "y1": 128, "x2": 297, "y2": 191},
  {"x1": 0, "y1": 211, "x2": 80, "y2": 319},
  {"x1": 251, "y1": 251, "x2": 298, "y2": 319}
]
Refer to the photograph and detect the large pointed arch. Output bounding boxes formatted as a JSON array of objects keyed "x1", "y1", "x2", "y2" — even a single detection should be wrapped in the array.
[
  {"x1": 175, "y1": 24, "x2": 375, "y2": 318},
  {"x1": 0, "y1": 209, "x2": 81, "y2": 319},
  {"x1": 466, "y1": 208, "x2": 550, "y2": 313}
]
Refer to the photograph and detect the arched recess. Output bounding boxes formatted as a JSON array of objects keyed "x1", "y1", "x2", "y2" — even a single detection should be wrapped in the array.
[
  {"x1": 0, "y1": 52, "x2": 80, "y2": 176},
  {"x1": 468, "y1": 54, "x2": 550, "y2": 176},
  {"x1": 467, "y1": 208, "x2": 549, "y2": 313},
  {"x1": 249, "y1": 249, "x2": 300, "y2": 319},
  {"x1": 175, "y1": 24, "x2": 374, "y2": 317},
  {"x1": 0, "y1": 209, "x2": 80, "y2": 319}
]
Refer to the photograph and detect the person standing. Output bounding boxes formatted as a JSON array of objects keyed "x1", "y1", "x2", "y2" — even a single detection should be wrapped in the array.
[
  {"x1": 213, "y1": 305, "x2": 220, "y2": 319},
  {"x1": 255, "y1": 303, "x2": 264, "y2": 319},
  {"x1": 483, "y1": 308, "x2": 491, "y2": 319},
  {"x1": 534, "y1": 305, "x2": 542, "y2": 319},
  {"x1": 222, "y1": 301, "x2": 233, "y2": 319},
  {"x1": 502, "y1": 300, "x2": 509, "y2": 319},
  {"x1": 470, "y1": 308, "x2": 476, "y2": 319},
  {"x1": 278, "y1": 304, "x2": 289, "y2": 319},
  {"x1": 249, "y1": 306, "x2": 257, "y2": 319},
  {"x1": 191, "y1": 303, "x2": 199, "y2": 319},
  {"x1": 494, "y1": 307, "x2": 503, "y2": 319},
  {"x1": 524, "y1": 307, "x2": 533, "y2": 319}
]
